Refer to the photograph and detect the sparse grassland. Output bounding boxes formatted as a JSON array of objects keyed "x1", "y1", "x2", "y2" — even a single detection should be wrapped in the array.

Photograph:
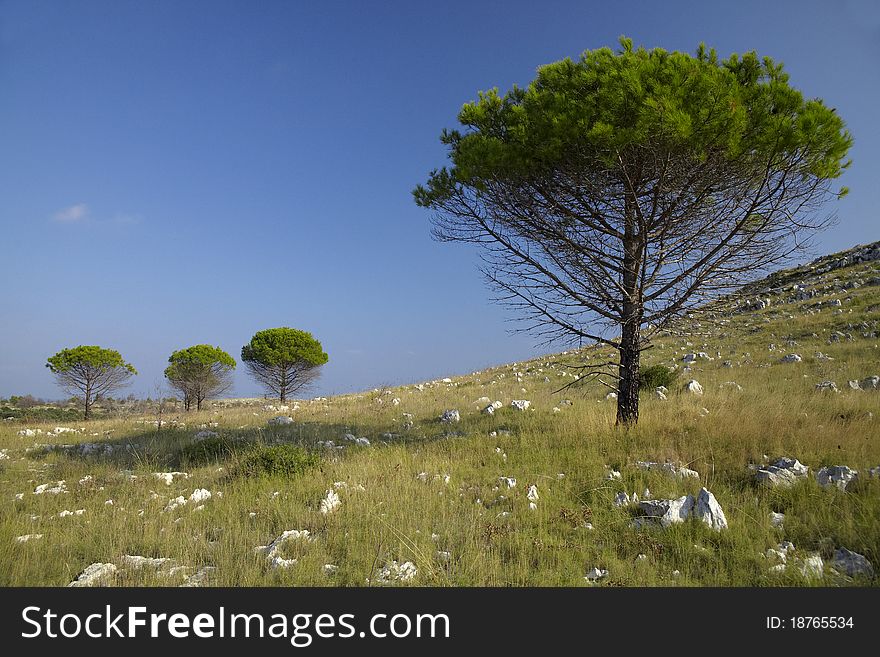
[{"x1": 1, "y1": 255, "x2": 879, "y2": 587}]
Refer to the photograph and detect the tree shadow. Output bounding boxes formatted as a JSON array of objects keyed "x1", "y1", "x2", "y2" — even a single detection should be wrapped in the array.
[{"x1": 20, "y1": 408, "x2": 518, "y2": 472}]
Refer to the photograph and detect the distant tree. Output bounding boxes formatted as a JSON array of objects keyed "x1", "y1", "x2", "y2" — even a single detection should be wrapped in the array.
[
  {"x1": 241, "y1": 327, "x2": 328, "y2": 403},
  {"x1": 46, "y1": 346, "x2": 137, "y2": 420},
  {"x1": 164, "y1": 345, "x2": 236, "y2": 411},
  {"x1": 414, "y1": 38, "x2": 851, "y2": 426},
  {"x1": 9, "y1": 394, "x2": 41, "y2": 409}
]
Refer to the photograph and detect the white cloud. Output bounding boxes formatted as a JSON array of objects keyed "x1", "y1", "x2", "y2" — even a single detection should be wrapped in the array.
[{"x1": 52, "y1": 203, "x2": 89, "y2": 223}]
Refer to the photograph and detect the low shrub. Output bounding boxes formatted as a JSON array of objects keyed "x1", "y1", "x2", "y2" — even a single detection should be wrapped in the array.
[
  {"x1": 639, "y1": 364, "x2": 679, "y2": 391},
  {"x1": 178, "y1": 436, "x2": 237, "y2": 467},
  {"x1": 236, "y1": 444, "x2": 320, "y2": 478}
]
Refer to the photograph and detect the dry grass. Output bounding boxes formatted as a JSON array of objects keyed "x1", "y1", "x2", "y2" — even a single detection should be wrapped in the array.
[{"x1": 1, "y1": 259, "x2": 878, "y2": 587}]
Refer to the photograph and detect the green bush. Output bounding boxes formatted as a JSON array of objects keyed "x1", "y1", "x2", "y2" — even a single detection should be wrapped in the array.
[
  {"x1": 639, "y1": 364, "x2": 679, "y2": 391},
  {"x1": 0, "y1": 405, "x2": 83, "y2": 422},
  {"x1": 178, "y1": 436, "x2": 237, "y2": 467},
  {"x1": 236, "y1": 444, "x2": 320, "y2": 478}
]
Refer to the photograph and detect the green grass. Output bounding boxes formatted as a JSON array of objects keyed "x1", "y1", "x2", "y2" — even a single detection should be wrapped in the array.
[{"x1": 1, "y1": 257, "x2": 878, "y2": 587}]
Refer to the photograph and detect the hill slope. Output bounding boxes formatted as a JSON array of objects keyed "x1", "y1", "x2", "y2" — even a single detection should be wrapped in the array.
[{"x1": 1, "y1": 241, "x2": 878, "y2": 586}]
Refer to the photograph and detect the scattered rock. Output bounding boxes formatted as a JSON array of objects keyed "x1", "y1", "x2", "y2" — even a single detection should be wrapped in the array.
[
  {"x1": 780, "y1": 353, "x2": 802, "y2": 363},
  {"x1": 684, "y1": 380, "x2": 703, "y2": 395},
  {"x1": 693, "y1": 488, "x2": 728, "y2": 531},
  {"x1": 189, "y1": 488, "x2": 212, "y2": 504},
  {"x1": 33, "y1": 481, "x2": 67, "y2": 495},
  {"x1": 862, "y1": 375, "x2": 880, "y2": 390},
  {"x1": 797, "y1": 555, "x2": 825, "y2": 580},
  {"x1": 832, "y1": 548, "x2": 874, "y2": 579},
  {"x1": 510, "y1": 400, "x2": 531, "y2": 411},
  {"x1": 638, "y1": 495, "x2": 695, "y2": 527},
  {"x1": 153, "y1": 472, "x2": 189, "y2": 486},
  {"x1": 769, "y1": 512, "x2": 785, "y2": 528},
  {"x1": 268, "y1": 416, "x2": 294, "y2": 426},
  {"x1": 815, "y1": 380, "x2": 839, "y2": 392},
  {"x1": 120, "y1": 555, "x2": 174, "y2": 570},
  {"x1": 815, "y1": 465, "x2": 858, "y2": 491},
  {"x1": 439, "y1": 409, "x2": 460, "y2": 424},
  {"x1": 584, "y1": 567, "x2": 608, "y2": 582},
  {"x1": 755, "y1": 457, "x2": 809, "y2": 487},
  {"x1": 527, "y1": 484, "x2": 539, "y2": 502},
  {"x1": 180, "y1": 566, "x2": 215, "y2": 587},
  {"x1": 255, "y1": 529, "x2": 313, "y2": 569},
  {"x1": 319, "y1": 488, "x2": 341, "y2": 514},
  {"x1": 15, "y1": 534, "x2": 43, "y2": 543},
  {"x1": 374, "y1": 560, "x2": 417, "y2": 584},
  {"x1": 635, "y1": 461, "x2": 699, "y2": 479},
  {"x1": 68, "y1": 562, "x2": 117, "y2": 587},
  {"x1": 164, "y1": 496, "x2": 187, "y2": 512}
]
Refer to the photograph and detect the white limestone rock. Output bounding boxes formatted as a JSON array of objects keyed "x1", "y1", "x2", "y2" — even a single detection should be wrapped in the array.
[
  {"x1": 635, "y1": 461, "x2": 699, "y2": 479},
  {"x1": 374, "y1": 560, "x2": 417, "y2": 584},
  {"x1": 319, "y1": 488, "x2": 341, "y2": 514},
  {"x1": 861, "y1": 375, "x2": 880, "y2": 390},
  {"x1": 255, "y1": 529, "x2": 313, "y2": 569},
  {"x1": 153, "y1": 472, "x2": 189, "y2": 486},
  {"x1": 510, "y1": 399, "x2": 531, "y2": 411},
  {"x1": 189, "y1": 488, "x2": 212, "y2": 504},
  {"x1": 815, "y1": 465, "x2": 858, "y2": 491},
  {"x1": 180, "y1": 566, "x2": 215, "y2": 587},
  {"x1": 755, "y1": 457, "x2": 809, "y2": 487},
  {"x1": 693, "y1": 488, "x2": 728, "y2": 531},
  {"x1": 797, "y1": 555, "x2": 825, "y2": 580},
  {"x1": 780, "y1": 353, "x2": 802, "y2": 363},
  {"x1": 439, "y1": 409, "x2": 460, "y2": 424},
  {"x1": 68, "y1": 562, "x2": 117, "y2": 587},
  {"x1": 638, "y1": 495, "x2": 695, "y2": 528},
  {"x1": 605, "y1": 469, "x2": 622, "y2": 481},
  {"x1": 121, "y1": 555, "x2": 174, "y2": 570},
  {"x1": 684, "y1": 380, "x2": 703, "y2": 395}
]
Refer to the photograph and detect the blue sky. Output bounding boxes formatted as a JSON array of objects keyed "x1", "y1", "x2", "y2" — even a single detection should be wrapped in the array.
[{"x1": 1, "y1": 0, "x2": 878, "y2": 400}]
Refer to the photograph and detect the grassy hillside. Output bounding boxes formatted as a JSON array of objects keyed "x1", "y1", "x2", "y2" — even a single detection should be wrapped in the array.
[{"x1": 1, "y1": 242, "x2": 878, "y2": 586}]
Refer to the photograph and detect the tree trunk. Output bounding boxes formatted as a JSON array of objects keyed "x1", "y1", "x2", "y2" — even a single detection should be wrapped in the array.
[
  {"x1": 617, "y1": 201, "x2": 642, "y2": 427},
  {"x1": 616, "y1": 320, "x2": 640, "y2": 426},
  {"x1": 84, "y1": 383, "x2": 92, "y2": 421}
]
